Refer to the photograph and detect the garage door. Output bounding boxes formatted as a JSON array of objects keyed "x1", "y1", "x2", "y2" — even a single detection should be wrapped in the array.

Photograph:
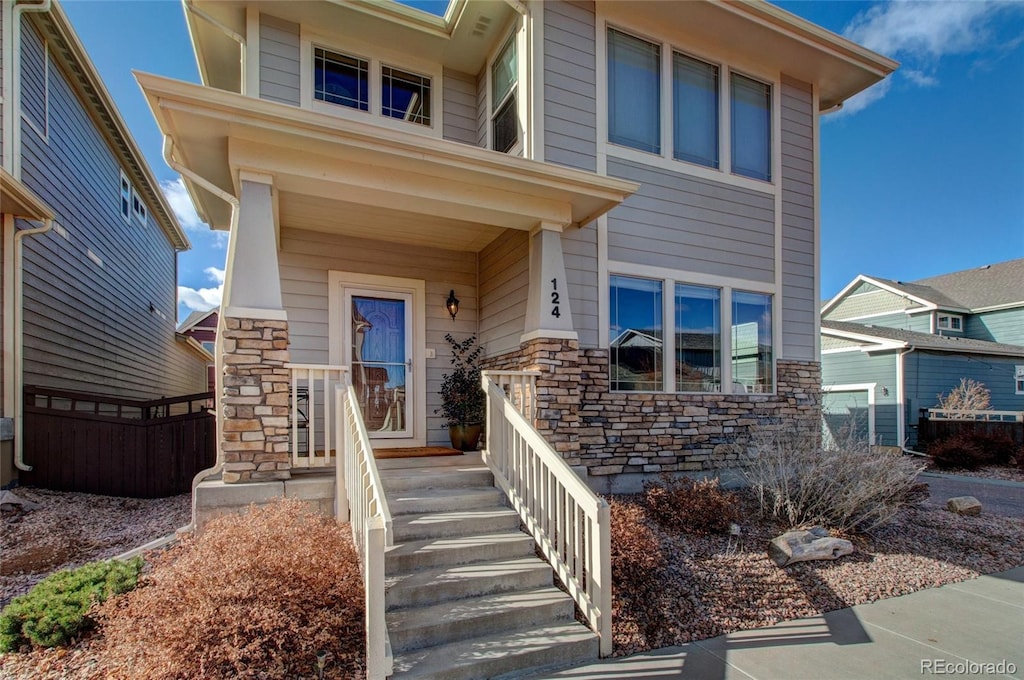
[{"x1": 822, "y1": 385, "x2": 874, "y2": 448}]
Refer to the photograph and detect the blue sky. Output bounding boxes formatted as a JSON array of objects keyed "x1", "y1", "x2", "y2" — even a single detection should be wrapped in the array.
[{"x1": 60, "y1": 0, "x2": 1024, "y2": 322}]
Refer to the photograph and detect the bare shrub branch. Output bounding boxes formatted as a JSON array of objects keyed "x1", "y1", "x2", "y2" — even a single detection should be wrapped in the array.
[{"x1": 936, "y1": 378, "x2": 991, "y2": 413}]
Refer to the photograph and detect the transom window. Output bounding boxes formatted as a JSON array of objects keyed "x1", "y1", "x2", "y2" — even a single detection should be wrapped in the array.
[
  {"x1": 606, "y1": 26, "x2": 773, "y2": 182},
  {"x1": 491, "y1": 33, "x2": 519, "y2": 153},
  {"x1": 610, "y1": 274, "x2": 774, "y2": 393},
  {"x1": 314, "y1": 48, "x2": 369, "y2": 111}
]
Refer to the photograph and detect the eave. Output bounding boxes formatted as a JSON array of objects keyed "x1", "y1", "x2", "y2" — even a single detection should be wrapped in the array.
[{"x1": 0, "y1": 169, "x2": 55, "y2": 221}]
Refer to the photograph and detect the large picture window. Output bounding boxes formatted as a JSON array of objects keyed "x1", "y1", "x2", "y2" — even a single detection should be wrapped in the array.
[
  {"x1": 607, "y1": 29, "x2": 660, "y2": 154},
  {"x1": 731, "y1": 73, "x2": 772, "y2": 181},
  {"x1": 610, "y1": 275, "x2": 663, "y2": 391},
  {"x1": 673, "y1": 53, "x2": 719, "y2": 169},
  {"x1": 676, "y1": 284, "x2": 721, "y2": 392},
  {"x1": 731, "y1": 290, "x2": 774, "y2": 393}
]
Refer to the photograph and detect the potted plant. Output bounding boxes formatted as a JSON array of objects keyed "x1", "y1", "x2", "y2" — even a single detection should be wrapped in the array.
[{"x1": 437, "y1": 333, "x2": 486, "y2": 451}]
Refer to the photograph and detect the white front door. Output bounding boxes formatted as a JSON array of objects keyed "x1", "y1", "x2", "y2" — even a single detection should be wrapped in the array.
[{"x1": 329, "y1": 272, "x2": 426, "y2": 446}]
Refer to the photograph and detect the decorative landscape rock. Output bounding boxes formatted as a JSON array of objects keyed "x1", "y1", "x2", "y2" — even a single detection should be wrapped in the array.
[
  {"x1": 767, "y1": 526, "x2": 854, "y2": 567},
  {"x1": 0, "y1": 490, "x2": 42, "y2": 512},
  {"x1": 946, "y1": 496, "x2": 982, "y2": 516}
]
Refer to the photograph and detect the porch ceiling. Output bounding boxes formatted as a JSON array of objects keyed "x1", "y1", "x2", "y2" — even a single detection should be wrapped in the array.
[{"x1": 136, "y1": 73, "x2": 637, "y2": 238}]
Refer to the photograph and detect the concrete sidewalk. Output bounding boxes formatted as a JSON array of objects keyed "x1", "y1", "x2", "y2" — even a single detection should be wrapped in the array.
[{"x1": 541, "y1": 567, "x2": 1024, "y2": 680}]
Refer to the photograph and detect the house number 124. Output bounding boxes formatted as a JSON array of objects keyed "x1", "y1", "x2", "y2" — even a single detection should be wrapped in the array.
[{"x1": 550, "y1": 278, "x2": 561, "y2": 318}]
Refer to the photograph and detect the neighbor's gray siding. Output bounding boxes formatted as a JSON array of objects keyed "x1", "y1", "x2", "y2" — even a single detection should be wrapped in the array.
[
  {"x1": 563, "y1": 227, "x2": 598, "y2": 347},
  {"x1": 779, "y1": 77, "x2": 816, "y2": 361},
  {"x1": 606, "y1": 157, "x2": 775, "y2": 283},
  {"x1": 821, "y1": 350, "x2": 899, "y2": 447},
  {"x1": 18, "y1": 23, "x2": 206, "y2": 399},
  {"x1": 966, "y1": 308, "x2": 1024, "y2": 346},
  {"x1": 442, "y1": 68, "x2": 478, "y2": 145},
  {"x1": 905, "y1": 350, "x2": 1024, "y2": 445},
  {"x1": 851, "y1": 311, "x2": 930, "y2": 333},
  {"x1": 278, "y1": 227, "x2": 478, "y2": 446},
  {"x1": 543, "y1": 1, "x2": 596, "y2": 172},
  {"x1": 259, "y1": 14, "x2": 301, "y2": 106},
  {"x1": 826, "y1": 285, "x2": 922, "y2": 320},
  {"x1": 478, "y1": 229, "x2": 528, "y2": 358}
]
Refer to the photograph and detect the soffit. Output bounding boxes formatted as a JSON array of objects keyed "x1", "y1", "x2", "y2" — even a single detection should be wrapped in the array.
[
  {"x1": 0, "y1": 169, "x2": 55, "y2": 221},
  {"x1": 599, "y1": 0, "x2": 898, "y2": 111}
]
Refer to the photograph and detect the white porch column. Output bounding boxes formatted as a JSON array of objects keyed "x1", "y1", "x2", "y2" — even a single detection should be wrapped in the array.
[
  {"x1": 522, "y1": 222, "x2": 578, "y2": 343},
  {"x1": 223, "y1": 172, "x2": 285, "y2": 319}
]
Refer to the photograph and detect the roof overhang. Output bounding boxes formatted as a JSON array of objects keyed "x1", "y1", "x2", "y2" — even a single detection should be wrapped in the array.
[
  {"x1": 136, "y1": 72, "x2": 637, "y2": 249},
  {"x1": 820, "y1": 326, "x2": 906, "y2": 354},
  {"x1": 176, "y1": 333, "x2": 215, "y2": 361},
  {"x1": 0, "y1": 169, "x2": 55, "y2": 221},
  {"x1": 822, "y1": 274, "x2": 947, "y2": 317},
  {"x1": 600, "y1": 0, "x2": 898, "y2": 111},
  {"x1": 186, "y1": 0, "x2": 516, "y2": 91}
]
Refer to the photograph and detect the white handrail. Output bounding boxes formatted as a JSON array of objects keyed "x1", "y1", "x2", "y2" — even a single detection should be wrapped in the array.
[
  {"x1": 285, "y1": 364, "x2": 348, "y2": 468},
  {"x1": 335, "y1": 383, "x2": 393, "y2": 679},
  {"x1": 484, "y1": 370, "x2": 541, "y2": 420},
  {"x1": 481, "y1": 374, "x2": 612, "y2": 657}
]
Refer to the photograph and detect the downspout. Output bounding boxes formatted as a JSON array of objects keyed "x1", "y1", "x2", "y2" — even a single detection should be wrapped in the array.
[
  {"x1": 13, "y1": 217, "x2": 53, "y2": 470},
  {"x1": 181, "y1": 0, "x2": 246, "y2": 93},
  {"x1": 5, "y1": 0, "x2": 53, "y2": 177},
  {"x1": 163, "y1": 138, "x2": 239, "y2": 532},
  {"x1": 896, "y1": 345, "x2": 928, "y2": 456}
]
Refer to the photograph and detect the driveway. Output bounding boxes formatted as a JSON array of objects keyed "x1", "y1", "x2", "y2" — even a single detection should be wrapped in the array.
[{"x1": 920, "y1": 472, "x2": 1024, "y2": 519}]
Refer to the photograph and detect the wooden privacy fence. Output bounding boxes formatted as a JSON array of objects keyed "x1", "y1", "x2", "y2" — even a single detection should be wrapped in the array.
[
  {"x1": 22, "y1": 386, "x2": 216, "y2": 498},
  {"x1": 918, "y1": 409, "x2": 1024, "y2": 447}
]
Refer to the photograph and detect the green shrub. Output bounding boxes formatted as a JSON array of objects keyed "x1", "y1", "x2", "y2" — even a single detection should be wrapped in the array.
[
  {"x1": 0, "y1": 557, "x2": 142, "y2": 652},
  {"x1": 643, "y1": 475, "x2": 740, "y2": 535}
]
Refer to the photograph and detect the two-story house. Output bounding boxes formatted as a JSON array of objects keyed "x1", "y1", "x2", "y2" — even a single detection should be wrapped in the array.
[
  {"x1": 177, "y1": 308, "x2": 218, "y2": 391},
  {"x1": 821, "y1": 259, "x2": 1024, "y2": 449},
  {"x1": 138, "y1": 1, "x2": 894, "y2": 674},
  {"x1": 1, "y1": 0, "x2": 209, "y2": 486}
]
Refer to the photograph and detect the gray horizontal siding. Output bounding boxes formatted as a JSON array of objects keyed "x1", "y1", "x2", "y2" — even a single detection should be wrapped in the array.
[
  {"x1": 543, "y1": 1, "x2": 596, "y2": 172},
  {"x1": 442, "y1": 68, "x2": 478, "y2": 145},
  {"x1": 966, "y1": 308, "x2": 1024, "y2": 346},
  {"x1": 826, "y1": 286, "x2": 919, "y2": 320},
  {"x1": 606, "y1": 157, "x2": 775, "y2": 282},
  {"x1": 260, "y1": 14, "x2": 300, "y2": 106},
  {"x1": 821, "y1": 351, "x2": 899, "y2": 447},
  {"x1": 479, "y1": 229, "x2": 529, "y2": 358},
  {"x1": 779, "y1": 77, "x2": 815, "y2": 362},
  {"x1": 278, "y1": 228, "x2": 478, "y2": 447},
  {"x1": 563, "y1": 226, "x2": 598, "y2": 347},
  {"x1": 18, "y1": 24, "x2": 206, "y2": 399},
  {"x1": 476, "y1": 63, "x2": 487, "y2": 148}
]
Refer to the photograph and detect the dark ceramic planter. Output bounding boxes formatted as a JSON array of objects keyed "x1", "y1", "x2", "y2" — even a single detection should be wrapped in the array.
[{"x1": 448, "y1": 423, "x2": 483, "y2": 451}]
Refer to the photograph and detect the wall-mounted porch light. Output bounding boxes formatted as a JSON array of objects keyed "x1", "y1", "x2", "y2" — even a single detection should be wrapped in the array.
[{"x1": 446, "y1": 290, "x2": 460, "y2": 321}]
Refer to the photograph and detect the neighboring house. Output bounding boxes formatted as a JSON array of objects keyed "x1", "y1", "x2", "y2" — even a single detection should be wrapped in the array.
[
  {"x1": 0, "y1": 0, "x2": 209, "y2": 485},
  {"x1": 177, "y1": 308, "x2": 218, "y2": 391},
  {"x1": 821, "y1": 259, "x2": 1024, "y2": 448},
  {"x1": 139, "y1": 0, "x2": 894, "y2": 488}
]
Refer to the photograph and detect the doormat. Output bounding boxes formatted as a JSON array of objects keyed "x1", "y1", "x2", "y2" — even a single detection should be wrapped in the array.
[{"x1": 373, "y1": 446, "x2": 463, "y2": 459}]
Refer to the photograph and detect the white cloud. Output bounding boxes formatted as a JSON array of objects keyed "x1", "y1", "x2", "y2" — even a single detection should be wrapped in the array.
[
  {"x1": 834, "y1": 1, "x2": 1019, "y2": 116},
  {"x1": 177, "y1": 267, "x2": 225, "y2": 312},
  {"x1": 160, "y1": 177, "x2": 206, "y2": 231}
]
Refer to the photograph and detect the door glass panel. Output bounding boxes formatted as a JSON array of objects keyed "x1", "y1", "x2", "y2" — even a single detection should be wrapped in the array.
[{"x1": 351, "y1": 296, "x2": 407, "y2": 433}]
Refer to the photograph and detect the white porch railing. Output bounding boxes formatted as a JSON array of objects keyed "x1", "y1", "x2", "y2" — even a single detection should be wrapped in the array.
[
  {"x1": 486, "y1": 370, "x2": 541, "y2": 420},
  {"x1": 336, "y1": 383, "x2": 393, "y2": 680},
  {"x1": 480, "y1": 371, "x2": 613, "y2": 657},
  {"x1": 927, "y1": 408, "x2": 1023, "y2": 422},
  {"x1": 285, "y1": 364, "x2": 349, "y2": 468}
]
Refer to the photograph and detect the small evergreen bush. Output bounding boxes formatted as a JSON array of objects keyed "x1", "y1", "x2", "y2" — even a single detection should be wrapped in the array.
[
  {"x1": 643, "y1": 475, "x2": 740, "y2": 535},
  {"x1": 0, "y1": 557, "x2": 142, "y2": 652}
]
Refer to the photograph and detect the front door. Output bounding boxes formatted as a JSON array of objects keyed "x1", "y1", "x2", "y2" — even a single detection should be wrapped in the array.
[{"x1": 344, "y1": 289, "x2": 413, "y2": 439}]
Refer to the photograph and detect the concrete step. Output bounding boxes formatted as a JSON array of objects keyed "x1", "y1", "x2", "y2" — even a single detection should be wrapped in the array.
[
  {"x1": 391, "y1": 507, "x2": 520, "y2": 542},
  {"x1": 390, "y1": 622, "x2": 599, "y2": 680},
  {"x1": 386, "y1": 532, "x2": 535, "y2": 575},
  {"x1": 388, "y1": 586, "x2": 574, "y2": 654},
  {"x1": 380, "y1": 466, "x2": 495, "y2": 493},
  {"x1": 386, "y1": 557, "x2": 553, "y2": 611},
  {"x1": 388, "y1": 486, "x2": 507, "y2": 516},
  {"x1": 376, "y1": 452, "x2": 483, "y2": 471}
]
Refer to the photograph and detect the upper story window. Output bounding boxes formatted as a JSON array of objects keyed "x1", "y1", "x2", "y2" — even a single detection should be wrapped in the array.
[
  {"x1": 382, "y1": 66, "x2": 431, "y2": 126},
  {"x1": 1015, "y1": 366, "x2": 1024, "y2": 395},
  {"x1": 314, "y1": 48, "x2": 369, "y2": 111},
  {"x1": 937, "y1": 313, "x2": 963, "y2": 331},
  {"x1": 119, "y1": 172, "x2": 132, "y2": 223},
  {"x1": 491, "y1": 33, "x2": 519, "y2": 153},
  {"x1": 132, "y1": 188, "x2": 147, "y2": 225},
  {"x1": 605, "y1": 26, "x2": 774, "y2": 185}
]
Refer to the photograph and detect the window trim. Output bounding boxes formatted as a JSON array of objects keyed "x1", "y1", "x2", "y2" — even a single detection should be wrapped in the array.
[
  {"x1": 485, "y1": 24, "x2": 524, "y2": 155},
  {"x1": 119, "y1": 171, "x2": 132, "y2": 223},
  {"x1": 299, "y1": 30, "x2": 443, "y2": 138},
  {"x1": 131, "y1": 187, "x2": 148, "y2": 225},
  {"x1": 599, "y1": 19, "x2": 779, "y2": 196},
  {"x1": 936, "y1": 313, "x2": 963, "y2": 332},
  {"x1": 607, "y1": 266, "x2": 776, "y2": 395},
  {"x1": 1015, "y1": 366, "x2": 1024, "y2": 396}
]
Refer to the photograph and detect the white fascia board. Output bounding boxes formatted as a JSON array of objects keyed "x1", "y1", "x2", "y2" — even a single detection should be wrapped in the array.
[{"x1": 821, "y1": 327, "x2": 906, "y2": 351}]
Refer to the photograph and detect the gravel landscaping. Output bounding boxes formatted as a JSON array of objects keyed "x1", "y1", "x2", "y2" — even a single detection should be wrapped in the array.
[
  {"x1": 610, "y1": 490, "x2": 1024, "y2": 656},
  {"x1": 924, "y1": 462, "x2": 1024, "y2": 483}
]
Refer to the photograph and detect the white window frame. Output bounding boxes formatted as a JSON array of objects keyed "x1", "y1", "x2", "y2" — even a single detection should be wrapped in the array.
[
  {"x1": 1015, "y1": 366, "x2": 1024, "y2": 396},
  {"x1": 937, "y1": 313, "x2": 963, "y2": 332},
  {"x1": 299, "y1": 30, "x2": 443, "y2": 138},
  {"x1": 598, "y1": 18, "x2": 780, "y2": 196},
  {"x1": 119, "y1": 171, "x2": 132, "y2": 223},
  {"x1": 485, "y1": 21, "x2": 526, "y2": 156},
  {"x1": 131, "y1": 187, "x2": 147, "y2": 225},
  {"x1": 607, "y1": 264, "x2": 776, "y2": 395}
]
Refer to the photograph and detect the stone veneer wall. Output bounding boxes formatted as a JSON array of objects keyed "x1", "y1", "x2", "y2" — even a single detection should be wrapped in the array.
[
  {"x1": 220, "y1": 317, "x2": 292, "y2": 483},
  {"x1": 483, "y1": 338, "x2": 821, "y2": 479}
]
